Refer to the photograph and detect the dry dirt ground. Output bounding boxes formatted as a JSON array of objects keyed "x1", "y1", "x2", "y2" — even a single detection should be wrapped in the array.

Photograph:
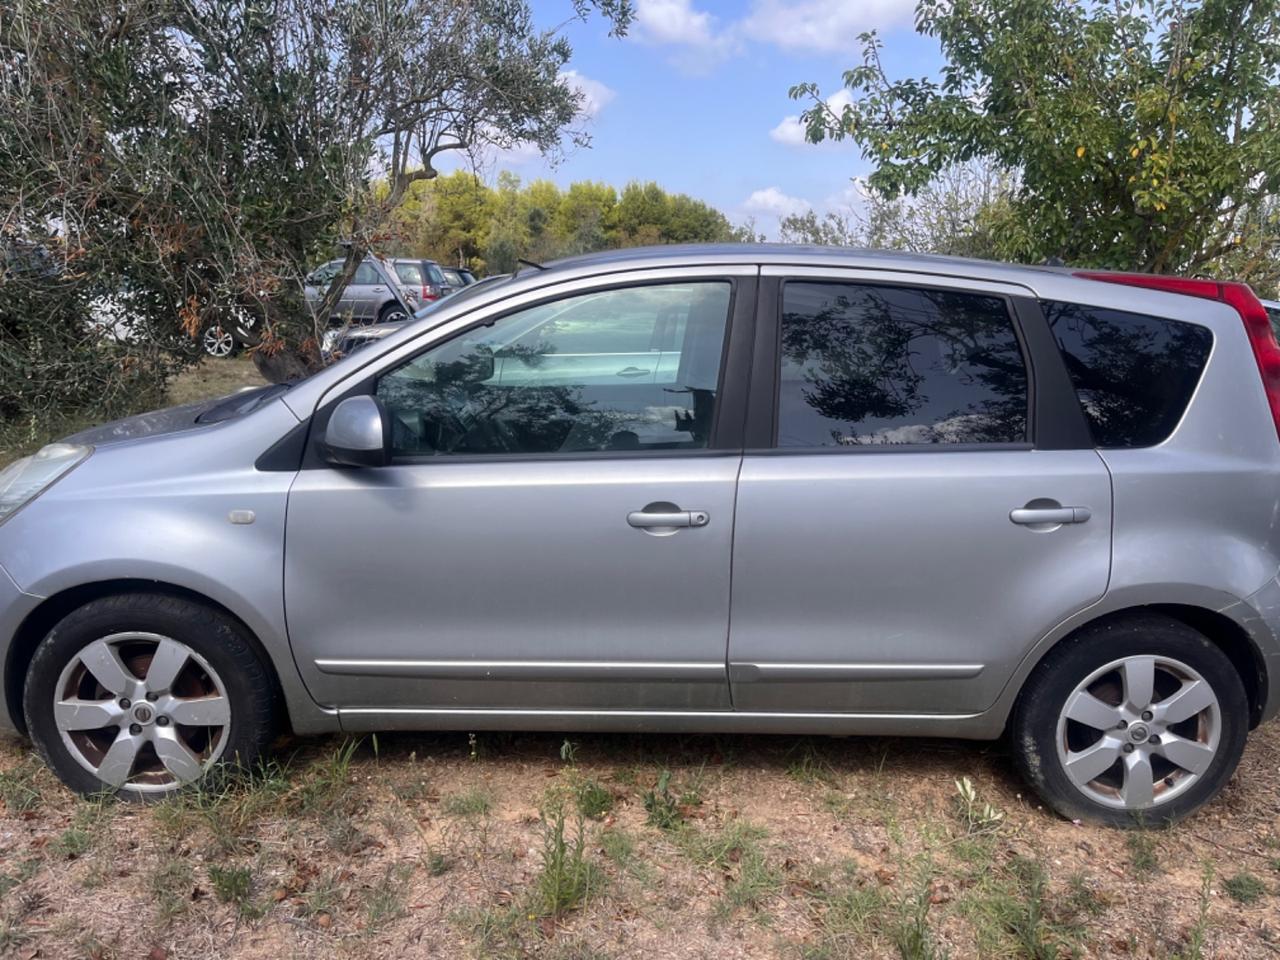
[{"x1": 0, "y1": 359, "x2": 1278, "y2": 959}]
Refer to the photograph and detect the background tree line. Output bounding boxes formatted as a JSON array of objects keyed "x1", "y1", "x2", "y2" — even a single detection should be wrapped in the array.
[{"x1": 386, "y1": 171, "x2": 753, "y2": 275}]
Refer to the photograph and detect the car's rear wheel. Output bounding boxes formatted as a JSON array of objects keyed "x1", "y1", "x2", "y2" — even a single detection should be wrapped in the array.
[
  {"x1": 23, "y1": 594, "x2": 277, "y2": 798},
  {"x1": 377, "y1": 303, "x2": 409, "y2": 325},
  {"x1": 1012, "y1": 615, "x2": 1248, "y2": 827}
]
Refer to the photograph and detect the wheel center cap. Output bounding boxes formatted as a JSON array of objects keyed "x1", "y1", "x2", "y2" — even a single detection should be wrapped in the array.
[
  {"x1": 132, "y1": 704, "x2": 155, "y2": 726},
  {"x1": 1129, "y1": 722, "x2": 1150, "y2": 742}
]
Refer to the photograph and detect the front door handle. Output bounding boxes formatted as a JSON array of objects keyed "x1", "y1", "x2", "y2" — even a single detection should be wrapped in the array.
[
  {"x1": 627, "y1": 510, "x2": 710, "y2": 529},
  {"x1": 1009, "y1": 506, "x2": 1092, "y2": 525}
]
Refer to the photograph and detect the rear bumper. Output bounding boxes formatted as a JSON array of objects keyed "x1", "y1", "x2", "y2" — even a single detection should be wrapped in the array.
[{"x1": 0, "y1": 562, "x2": 42, "y2": 737}]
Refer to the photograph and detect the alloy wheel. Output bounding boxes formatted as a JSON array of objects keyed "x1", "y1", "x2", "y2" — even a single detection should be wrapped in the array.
[
  {"x1": 53, "y1": 632, "x2": 230, "y2": 793},
  {"x1": 1055, "y1": 655, "x2": 1221, "y2": 810},
  {"x1": 202, "y1": 325, "x2": 235, "y2": 357}
]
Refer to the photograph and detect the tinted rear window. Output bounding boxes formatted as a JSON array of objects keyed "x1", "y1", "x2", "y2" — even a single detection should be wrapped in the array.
[
  {"x1": 1042, "y1": 301, "x2": 1212, "y2": 448},
  {"x1": 1267, "y1": 305, "x2": 1280, "y2": 339}
]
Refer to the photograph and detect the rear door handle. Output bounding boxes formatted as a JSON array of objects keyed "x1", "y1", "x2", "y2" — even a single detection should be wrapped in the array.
[
  {"x1": 627, "y1": 510, "x2": 710, "y2": 529},
  {"x1": 1009, "y1": 506, "x2": 1092, "y2": 525}
]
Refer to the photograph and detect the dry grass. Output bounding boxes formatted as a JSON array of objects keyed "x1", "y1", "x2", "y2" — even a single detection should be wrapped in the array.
[{"x1": 0, "y1": 727, "x2": 1277, "y2": 958}]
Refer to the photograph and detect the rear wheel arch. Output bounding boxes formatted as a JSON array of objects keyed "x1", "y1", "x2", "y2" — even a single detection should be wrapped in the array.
[
  {"x1": 1012, "y1": 604, "x2": 1267, "y2": 729},
  {"x1": 6, "y1": 580, "x2": 284, "y2": 736}
]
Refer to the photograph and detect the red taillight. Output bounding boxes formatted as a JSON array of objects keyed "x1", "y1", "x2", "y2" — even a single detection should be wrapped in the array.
[
  {"x1": 421, "y1": 283, "x2": 438, "y2": 302},
  {"x1": 1075, "y1": 271, "x2": 1280, "y2": 441}
]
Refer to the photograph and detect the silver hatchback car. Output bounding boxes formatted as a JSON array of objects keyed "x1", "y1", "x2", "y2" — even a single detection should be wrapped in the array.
[{"x1": 3, "y1": 245, "x2": 1279, "y2": 826}]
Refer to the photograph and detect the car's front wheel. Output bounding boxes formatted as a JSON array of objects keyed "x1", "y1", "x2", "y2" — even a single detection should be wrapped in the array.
[
  {"x1": 23, "y1": 594, "x2": 277, "y2": 798},
  {"x1": 1012, "y1": 615, "x2": 1248, "y2": 827}
]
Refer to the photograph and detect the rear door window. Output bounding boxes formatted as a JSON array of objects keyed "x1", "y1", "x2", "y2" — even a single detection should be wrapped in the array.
[
  {"x1": 776, "y1": 282, "x2": 1029, "y2": 446},
  {"x1": 1042, "y1": 301, "x2": 1212, "y2": 448},
  {"x1": 352, "y1": 263, "x2": 381, "y2": 284}
]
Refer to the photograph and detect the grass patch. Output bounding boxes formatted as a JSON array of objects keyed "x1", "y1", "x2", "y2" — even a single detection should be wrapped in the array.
[
  {"x1": 208, "y1": 863, "x2": 262, "y2": 918},
  {"x1": 532, "y1": 809, "x2": 601, "y2": 918},
  {"x1": 643, "y1": 768, "x2": 701, "y2": 830},
  {"x1": 364, "y1": 863, "x2": 414, "y2": 930},
  {"x1": 0, "y1": 918, "x2": 31, "y2": 953},
  {"x1": 1172, "y1": 865, "x2": 1214, "y2": 960},
  {"x1": 298, "y1": 738, "x2": 364, "y2": 817},
  {"x1": 1222, "y1": 870, "x2": 1267, "y2": 904},
  {"x1": 0, "y1": 758, "x2": 43, "y2": 814},
  {"x1": 1126, "y1": 830, "x2": 1159, "y2": 877},
  {"x1": 299, "y1": 869, "x2": 344, "y2": 921},
  {"x1": 979, "y1": 857, "x2": 1087, "y2": 960},
  {"x1": 151, "y1": 857, "x2": 195, "y2": 923},
  {"x1": 51, "y1": 827, "x2": 94, "y2": 861},
  {"x1": 155, "y1": 758, "x2": 292, "y2": 854},
  {"x1": 442, "y1": 786, "x2": 493, "y2": 818},
  {"x1": 786, "y1": 742, "x2": 839, "y2": 787},
  {"x1": 574, "y1": 779, "x2": 614, "y2": 820},
  {"x1": 807, "y1": 879, "x2": 887, "y2": 958},
  {"x1": 888, "y1": 867, "x2": 946, "y2": 960}
]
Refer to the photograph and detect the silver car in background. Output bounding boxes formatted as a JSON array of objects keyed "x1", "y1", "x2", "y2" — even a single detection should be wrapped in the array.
[
  {"x1": 303, "y1": 257, "x2": 424, "y2": 326},
  {"x1": 3, "y1": 245, "x2": 1280, "y2": 826}
]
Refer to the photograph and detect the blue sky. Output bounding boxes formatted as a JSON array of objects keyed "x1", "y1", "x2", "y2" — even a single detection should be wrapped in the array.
[{"x1": 443, "y1": 1, "x2": 944, "y2": 237}]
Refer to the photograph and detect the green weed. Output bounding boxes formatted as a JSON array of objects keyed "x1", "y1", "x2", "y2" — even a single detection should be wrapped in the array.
[{"x1": 532, "y1": 809, "x2": 601, "y2": 917}]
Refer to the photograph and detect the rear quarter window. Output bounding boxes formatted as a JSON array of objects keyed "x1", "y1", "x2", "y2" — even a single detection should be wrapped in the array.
[
  {"x1": 1042, "y1": 301, "x2": 1213, "y2": 448},
  {"x1": 394, "y1": 263, "x2": 424, "y2": 285}
]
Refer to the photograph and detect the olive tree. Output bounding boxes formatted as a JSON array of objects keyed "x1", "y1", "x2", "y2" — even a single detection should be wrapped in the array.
[{"x1": 0, "y1": 0, "x2": 632, "y2": 414}]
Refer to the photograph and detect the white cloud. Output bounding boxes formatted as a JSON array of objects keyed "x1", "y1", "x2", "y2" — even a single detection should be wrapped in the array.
[
  {"x1": 770, "y1": 89, "x2": 854, "y2": 147},
  {"x1": 741, "y1": 0, "x2": 917, "y2": 54},
  {"x1": 630, "y1": 0, "x2": 737, "y2": 69},
  {"x1": 743, "y1": 186, "x2": 812, "y2": 219},
  {"x1": 560, "y1": 70, "x2": 616, "y2": 120},
  {"x1": 633, "y1": 0, "x2": 719, "y2": 46}
]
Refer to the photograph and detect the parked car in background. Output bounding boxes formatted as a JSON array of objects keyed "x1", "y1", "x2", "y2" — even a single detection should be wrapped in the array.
[
  {"x1": 303, "y1": 257, "x2": 420, "y2": 326},
  {"x1": 321, "y1": 274, "x2": 505, "y2": 361},
  {"x1": 440, "y1": 266, "x2": 477, "y2": 292},
  {"x1": 5, "y1": 245, "x2": 1280, "y2": 829},
  {"x1": 390, "y1": 259, "x2": 449, "y2": 305}
]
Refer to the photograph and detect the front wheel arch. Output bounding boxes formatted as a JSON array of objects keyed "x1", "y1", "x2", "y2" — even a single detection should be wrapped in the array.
[{"x1": 6, "y1": 580, "x2": 284, "y2": 736}]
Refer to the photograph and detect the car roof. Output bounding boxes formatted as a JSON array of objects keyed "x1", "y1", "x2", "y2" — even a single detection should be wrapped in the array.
[{"x1": 537, "y1": 243, "x2": 1070, "y2": 282}]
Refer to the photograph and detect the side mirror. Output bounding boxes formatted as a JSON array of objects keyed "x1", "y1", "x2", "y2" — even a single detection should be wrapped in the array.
[{"x1": 319, "y1": 396, "x2": 391, "y2": 467}]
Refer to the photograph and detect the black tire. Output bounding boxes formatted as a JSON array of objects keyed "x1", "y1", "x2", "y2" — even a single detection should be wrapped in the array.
[
  {"x1": 23, "y1": 593, "x2": 278, "y2": 798},
  {"x1": 1011, "y1": 615, "x2": 1248, "y2": 827},
  {"x1": 377, "y1": 302, "x2": 409, "y2": 325}
]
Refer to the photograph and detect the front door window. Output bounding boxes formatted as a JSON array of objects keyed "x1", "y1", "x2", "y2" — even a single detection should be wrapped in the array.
[{"x1": 375, "y1": 282, "x2": 733, "y2": 456}]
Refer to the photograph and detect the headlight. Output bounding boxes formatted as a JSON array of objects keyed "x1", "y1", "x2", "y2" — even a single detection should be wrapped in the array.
[{"x1": 0, "y1": 443, "x2": 90, "y2": 524}]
